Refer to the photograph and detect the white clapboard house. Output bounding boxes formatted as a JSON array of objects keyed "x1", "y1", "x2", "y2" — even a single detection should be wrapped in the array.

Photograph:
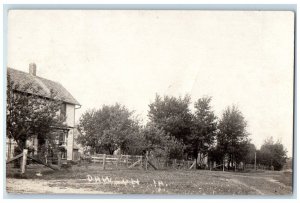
[{"x1": 6, "y1": 63, "x2": 81, "y2": 162}]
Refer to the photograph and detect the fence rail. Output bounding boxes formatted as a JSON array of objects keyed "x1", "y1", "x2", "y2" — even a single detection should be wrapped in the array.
[
  {"x1": 244, "y1": 163, "x2": 271, "y2": 170},
  {"x1": 147, "y1": 158, "x2": 196, "y2": 170},
  {"x1": 87, "y1": 154, "x2": 276, "y2": 172},
  {"x1": 90, "y1": 154, "x2": 197, "y2": 170},
  {"x1": 91, "y1": 154, "x2": 143, "y2": 169}
]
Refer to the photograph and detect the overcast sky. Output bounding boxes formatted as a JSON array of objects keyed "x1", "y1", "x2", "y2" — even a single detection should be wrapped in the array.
[{"x1": 7, "y1": 10, "x2": 294, "y2": 156}]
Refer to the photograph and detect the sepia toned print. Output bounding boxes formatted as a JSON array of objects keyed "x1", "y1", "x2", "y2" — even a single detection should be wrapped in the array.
[{"x1": 6, "y1": 10, "x2": 294, "y2": 195}]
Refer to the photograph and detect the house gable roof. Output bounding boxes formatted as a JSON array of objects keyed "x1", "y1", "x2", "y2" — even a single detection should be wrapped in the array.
[{"x1": 7, "y1": 67, "x2": 80, "y2": 106}]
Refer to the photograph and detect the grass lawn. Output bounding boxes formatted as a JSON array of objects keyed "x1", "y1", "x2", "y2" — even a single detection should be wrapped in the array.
[{"x1": 6, "y1": 164, "x2": 293, "y2": 195}]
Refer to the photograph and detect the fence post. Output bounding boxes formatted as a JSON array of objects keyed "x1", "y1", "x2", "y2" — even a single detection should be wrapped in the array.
[
  {"x1": 126, "y1": 155, "x2": 129, "y2": 168},
  {"x1": 21, "y1": 149, "x2": 28, "y2": 174},
  {"x1": 102, "y1": 154, "x2": 106, "y2": 170}
]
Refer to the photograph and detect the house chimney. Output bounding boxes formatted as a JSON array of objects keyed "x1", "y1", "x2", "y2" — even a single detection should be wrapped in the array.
[{"x1": 29, "y1": 63, "x2": 37, "y2": 76}]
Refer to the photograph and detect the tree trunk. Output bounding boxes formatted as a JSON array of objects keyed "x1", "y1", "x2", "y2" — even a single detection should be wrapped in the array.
[
  {"x1": 8, "y1": 139, "x2": 12, "y2": 160},
  {"x1": 195, "y1": 147, "x2": 199, "y2": 169},
  {"x1": 195, "y1": 151, "x2": 198, "y2": 169},
  {"x1": 222, "y1": 158, "x2": 225, "y2": 172}
]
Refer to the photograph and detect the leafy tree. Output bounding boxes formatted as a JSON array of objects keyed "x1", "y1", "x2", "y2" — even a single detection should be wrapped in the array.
[
  {"x1": 208, "y1": 146, "x2": 224, "y2": 165},
  {"x1": 217, "y1": 105, "x2": 248, "y2": 169},
  {"x1": 257, "y1": 137, "x2": 287, "y2": 170},
  {"x1": 235, "y1": 141, "x2": 256, "y2": 165},
  {"x1": 167, "y1": 136, "x2": 185, "y2": 160},
  {"x1": 122, "y1": 129, "x2": 146, "y2": 155},
  {"x1": 189, "y1": 96, "x2": 217, "y2": 166},
  {"x1": 6, "y1": 74, "x2": 66, "y2": 153},
  {"x1": 77, "y1": 103, "x2": 140, "y2": 154},
  {"x1": 148, "y1": 94, "x2": 193, "y2": 146},
  {"x1": 142, "y1": 122, "x2": 168, "y2": 153},
  {"x1": 211, "y1": 139, "x2": 255, "y2": 170},
  {"x1": 142, "y1": 123, "x2": 185, "y2": 160}
]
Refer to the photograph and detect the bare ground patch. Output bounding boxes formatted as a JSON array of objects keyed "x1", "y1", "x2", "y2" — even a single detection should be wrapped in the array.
[
  {"x1": 6, "y1": 178, "x2": 113, "y2": 194},
  {"x1": 6, "y1": 165, "x2": 293, "y2": 195}
]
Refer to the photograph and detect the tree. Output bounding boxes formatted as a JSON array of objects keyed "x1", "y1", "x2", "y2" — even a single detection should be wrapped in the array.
[
  {"x1": 142, "y1": 122, "x2": 185, "y2": 160},
  {"x1": 142, "y1": 122, "x2": 168, "y2": 153},
  {"x1": 148, "y1": 94, "x2": 193, "y2": 146},
  {"x1": 208, "y1": 146, "x2": 224, "y2": 166},
  {"x1": 6, "y1": 74, "x2": 66, "y2": 153},
  {"x1": 124, "y1": 131, "x2": 146, "y2": 155},
  {"x1": 189, "y1": 96, "x2": 217, "y2": 166},
  {"x1": 77, "y1": 103, "x2": 140, "y2": 154},
  {"x1": 217, "y1": 105, "x2": 248, "y2": 169},
  {"x1": 235, "y1": 141, "x2": 256, "y2": 165},
  {"x1": 257, "y1": 137, "x2": 287, "y2": 170}
]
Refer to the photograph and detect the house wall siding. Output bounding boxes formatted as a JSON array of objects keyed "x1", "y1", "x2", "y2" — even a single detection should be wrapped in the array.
[
  {"x1": 66, "y1": 103, "x2": 75, "y2": 160},
  {"x1": 66, "y1": 104, "x2": 75, "y2": 127}
]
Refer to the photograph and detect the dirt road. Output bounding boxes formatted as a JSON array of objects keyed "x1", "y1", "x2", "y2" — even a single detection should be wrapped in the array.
[
  {"x1": 6, "y1": 178, "x2": 112, "y2": 194},
  {"x1": 6, "y1": 167, "x2": 293, "y2": 195}
]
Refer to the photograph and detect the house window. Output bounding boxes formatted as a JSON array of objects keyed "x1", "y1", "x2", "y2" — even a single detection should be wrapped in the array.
[
  {"x1": 58, "y1": 132, "x2": 65, "y2": 145},
  {"x1": 58, "y1": 131, "x2": 68, "y2": 146},
  {"x1": 60, "y1": 103, "x2": 66, "y2": 118}
]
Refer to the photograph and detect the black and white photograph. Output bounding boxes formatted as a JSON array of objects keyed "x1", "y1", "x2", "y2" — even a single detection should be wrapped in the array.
[{"x1": 4, "y1": 9, "x2": 294, "y2": 196}]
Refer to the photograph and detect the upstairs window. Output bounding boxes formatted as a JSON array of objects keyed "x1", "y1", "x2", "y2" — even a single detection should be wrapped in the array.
[{"x1": 60, "y1": 103, "x2": 66, "y2": 118}]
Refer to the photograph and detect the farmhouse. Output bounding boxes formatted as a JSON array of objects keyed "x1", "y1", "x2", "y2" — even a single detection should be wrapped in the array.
[{"x1": 6, "y1": 63, "x2": 81, "y2": 162}]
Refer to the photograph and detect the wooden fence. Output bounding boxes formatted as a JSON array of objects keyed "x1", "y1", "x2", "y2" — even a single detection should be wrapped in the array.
[
  {"x1": 6, "y1": 149, "x2": 59, "y2": 174},
  {"x1": 147, "y1": 158, "x2": 196, "y2": 170},
  {"x1": 91, "y1": 153, "x2": 197, "y2": 170},
  {"x1": 91, "y1": 154, "x2": 143, "y2": 170},
  {"x1": 244, "y1": 163, "x2": 271, "y2": 170}
]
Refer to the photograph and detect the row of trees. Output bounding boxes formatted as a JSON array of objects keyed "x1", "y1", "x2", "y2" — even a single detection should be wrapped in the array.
[
  {"x1": 77, "y1": 94, "x2": 288, "y2": 170},
  {"x1": 7, "y1": 73, "x2": 288, "y2": 170}
]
